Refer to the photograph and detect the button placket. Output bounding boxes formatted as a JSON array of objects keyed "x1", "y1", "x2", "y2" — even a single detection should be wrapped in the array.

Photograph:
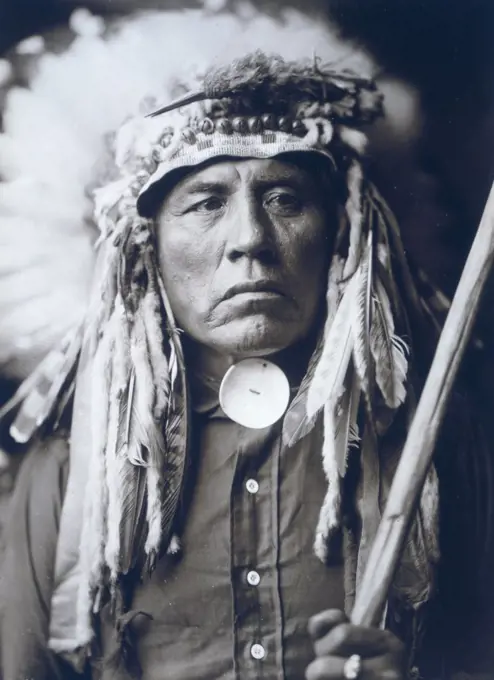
[{"x1": 231, "y1": 439, "x2": 278, "y2": 678}]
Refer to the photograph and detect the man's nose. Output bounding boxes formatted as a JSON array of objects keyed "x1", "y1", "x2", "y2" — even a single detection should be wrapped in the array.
[{"x1": 225, "y1": 199, "x2": 277, "y2": 264}]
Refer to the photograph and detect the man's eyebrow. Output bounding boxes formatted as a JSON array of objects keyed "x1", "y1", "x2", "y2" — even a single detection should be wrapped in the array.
[
  {"x1": 176, "y1": 174, "x2": 312, "y2": 198},
  {"x1": 253, "y1": 176, "x2": 307, "y2": 190},
  {"x1": 178, "y1": 180, "x2": 229, "y2": 196}
]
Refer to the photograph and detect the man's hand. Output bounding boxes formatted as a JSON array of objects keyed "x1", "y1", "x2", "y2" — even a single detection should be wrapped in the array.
[{"x1": 305, "y1": 609, "x2": 406, "y2": 680}]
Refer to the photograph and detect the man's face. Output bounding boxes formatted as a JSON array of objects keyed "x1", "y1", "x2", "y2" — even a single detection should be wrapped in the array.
[{"x1": 156, "y1": 156, "x2": 335, "y2": 358}]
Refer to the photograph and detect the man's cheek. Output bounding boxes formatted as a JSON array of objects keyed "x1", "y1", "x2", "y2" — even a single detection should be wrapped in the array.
[
  {"x1": 287, "y1": 246, "x2": 327, "y2": 286},
  {"x1": 159, "y1": 246, "x2": 201, "y2": 289}
]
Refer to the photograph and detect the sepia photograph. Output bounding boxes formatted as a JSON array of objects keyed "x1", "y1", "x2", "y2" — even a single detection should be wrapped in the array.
[{"x1": 0, "y1": 1, "x2": 493, "y2": 678}]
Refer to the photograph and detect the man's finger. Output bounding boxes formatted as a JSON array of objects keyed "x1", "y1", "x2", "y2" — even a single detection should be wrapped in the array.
[
  {"x1": 313, "y1": 622, "x2": 404, "y2": 659},
  {"x1": 308, "y1": 609, "x2": 348, "y2": 641},
  {"x1": 305, "y1": 655, "x2": 346, "y2": 680},
  {"x1": 305, "y1": 654, "x2": 404, "y2": 680}
]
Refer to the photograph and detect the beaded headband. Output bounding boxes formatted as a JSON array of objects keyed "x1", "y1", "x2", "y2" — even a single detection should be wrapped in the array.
[{"x1": 136, "y1": 125, "x2": 336, "y2": 217}]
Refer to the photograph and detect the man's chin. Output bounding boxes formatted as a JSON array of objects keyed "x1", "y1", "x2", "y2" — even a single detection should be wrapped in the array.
[{"x1": 207, "y1": 316, "x2": 300, "y2": 359}]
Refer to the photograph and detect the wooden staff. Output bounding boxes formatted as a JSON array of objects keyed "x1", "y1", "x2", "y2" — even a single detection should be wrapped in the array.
[{"x1": 352, "y1": 181, "x2": 494, "y2": 627}]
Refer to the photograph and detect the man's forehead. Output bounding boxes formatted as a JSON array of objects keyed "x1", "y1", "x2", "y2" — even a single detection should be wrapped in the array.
[{"x1": 175, "y1": 156, "x2": 317, "y2": 192}]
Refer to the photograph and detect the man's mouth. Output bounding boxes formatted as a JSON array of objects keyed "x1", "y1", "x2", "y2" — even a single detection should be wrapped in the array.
[{"x1": 223, "y1": 280, "x2": 286, "y2": 301}]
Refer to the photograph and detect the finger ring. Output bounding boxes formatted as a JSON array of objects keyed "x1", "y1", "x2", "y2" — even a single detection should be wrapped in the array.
[{"x1": 343, "y1": 654, "x2": 362, "y2": 680}]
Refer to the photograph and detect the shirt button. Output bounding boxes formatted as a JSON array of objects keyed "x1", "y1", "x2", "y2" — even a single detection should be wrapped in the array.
[
  {"x1": 247, "y1": 570, "x2": 261, "y2": 586},
  {"x1": 250, "y1": 643, "x2": 265, "y2": 660},
  {"x1": 246, "y1": 479, "x2": 259, "y2": 494}
]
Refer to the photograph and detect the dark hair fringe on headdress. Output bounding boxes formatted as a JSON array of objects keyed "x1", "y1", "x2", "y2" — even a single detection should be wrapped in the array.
[{"x1": 149, "y1": 50, "x2": 383, "y2": 123}]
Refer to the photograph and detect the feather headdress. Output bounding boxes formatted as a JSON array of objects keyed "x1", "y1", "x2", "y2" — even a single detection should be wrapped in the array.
[{"x1": 0, "y1": 5, "x2": 439, "y2": 663}]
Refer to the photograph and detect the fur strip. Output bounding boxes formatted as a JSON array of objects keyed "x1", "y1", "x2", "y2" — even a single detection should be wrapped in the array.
[
  {"x1": 5, "y1": 325, "x2": 83, "y2": 443},
  {"x1": 314, "y1": 402, "x2": 341, "y2": 562},
  {"x1": 141, "y1": 250, "x2": 170, "y2": 422},
  {"x1": 104, "y1": 299, "x2": 130, "y2": 580},
  {"x1": 419, "y1": 464, "x2": 440, "y2": 563},
  {"x1": 350, "y1": 235, "x2": 372, "y2": 398},
  {"x1": 144, "y1": 460, "x2": 163, "y2": 559},
  {"x1": 324, "y1": 255, "x2": 345, "y2": 333},
  {"x1": 371, "y1": 279, "x2": 408, "y2": 409},
  {"x1": 307, "y1": 274, "x2": 356, "y2": 419},
  {"x1": 127, "y1": 305, "x2": 161, "y2": 466},
  {"x1": 314, "y1": 367, "x2": 360, "y2": 562},
  {"x1": 343, "y1": 161, "x2": 364, "y2": 278},
  {"x1": 334, "y1": 367, "x2": 361, "y2": 477},
  {"x1": 75, "y1": 329, "x2": 112, "y2": 643}
]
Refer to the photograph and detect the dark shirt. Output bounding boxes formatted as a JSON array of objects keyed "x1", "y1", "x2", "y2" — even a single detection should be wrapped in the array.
[
  {"x1": 1, "y1": 409, "x2": 347, "y2": 680},
  {"x1": 99, "y1": 411, "x2": 345, "y2": 680},
  {"x1": 2, "y1": 398, "x2": 494, "y2": 680}
]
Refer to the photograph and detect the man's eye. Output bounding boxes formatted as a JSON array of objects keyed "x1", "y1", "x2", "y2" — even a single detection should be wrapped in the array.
[
  {"x1": 265, "y1": 192, "x2": 303, "y2": 215},
  {"x1": 191, "y1": 196, "x2": 224, "y2": 213}
]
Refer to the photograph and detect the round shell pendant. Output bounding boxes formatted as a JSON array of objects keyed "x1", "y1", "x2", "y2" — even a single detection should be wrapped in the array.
[{"x1": 219, "y1": 358, "x2": 290, "y2": 429}]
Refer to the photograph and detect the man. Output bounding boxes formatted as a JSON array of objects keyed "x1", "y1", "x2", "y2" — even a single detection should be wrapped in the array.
[{"x1": 0, "y1": 51, "x2": 492, "y2": 680}]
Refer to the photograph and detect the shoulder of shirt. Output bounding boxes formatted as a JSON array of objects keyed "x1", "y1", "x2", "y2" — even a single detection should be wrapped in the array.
[
  {"x1": 11, "y1": 429, "x2": 71, "y2": 501},
  {"x1": 26, "y1": 428, "x2": 71, "y2": 465}
]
